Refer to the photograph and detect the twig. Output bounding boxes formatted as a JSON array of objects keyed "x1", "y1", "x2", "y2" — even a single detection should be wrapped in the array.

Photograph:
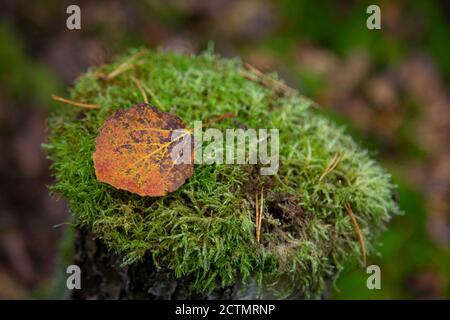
[
  {"x1": 51, "y1": 94, "x2": 100, "y2": 109},
  {"x1": 131, "y1": 76, "x2": 148, "y2": 104},
  {"x1": 255, "y1": 188, "x2": 264, "y2": 244},
  {"x1": 244, "y1": 63, "x2": 294, "y2": 96},
  {"x1": 201, "y1": 113, "x2": 237, "y2": 128},
  {"x1": 255, "y1": 193, "x2": 260, "y2": 243},
  {"x1": 141, "y1": 82, "x2": 165, "y2": 110},
  {"x1": 52, "y1": 222, "x2": 74, "y2": 228},
  {"x1": 319, "y1": 153, "x2": 342, "y2": 182},
  {"x1": 257, "y1": 188, "x2": 264, "y2": 243},
  {"x1": 185, "y1": 112, "x2": 238, "y2": 134},
  {"x1": 344, "y1": 203, "x2": 367, "y2": 266},
  {"x1": 106, "y1": 50, "x2": 146, "y2": 80},
  {"x1": 241, "y1": 62, "x2": 320, "y2": 108}
]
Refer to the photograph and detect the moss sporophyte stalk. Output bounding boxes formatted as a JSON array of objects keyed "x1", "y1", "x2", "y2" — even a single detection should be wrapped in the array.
[{"x1": 45, "y1": 49, "x2": 400, "y2": 298}]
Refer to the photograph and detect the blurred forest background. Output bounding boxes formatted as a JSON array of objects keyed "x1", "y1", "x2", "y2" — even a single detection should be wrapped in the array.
[{"x1": 0, "y1": 0, "x2": 449, "y2": 299}]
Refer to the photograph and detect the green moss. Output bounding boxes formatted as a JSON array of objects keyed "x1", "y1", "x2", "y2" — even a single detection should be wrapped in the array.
[{"x1": 44, "y1": 48, "x2": 400, "y2": 298}]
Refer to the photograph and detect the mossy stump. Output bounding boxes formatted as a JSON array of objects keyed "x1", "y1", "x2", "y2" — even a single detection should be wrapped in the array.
[
  {"x1": 46, "y1": 49, "x2": 400, "y2": 299},
  {"x1": 72, "y1": 227, "x2": 316, "y2": 299}
]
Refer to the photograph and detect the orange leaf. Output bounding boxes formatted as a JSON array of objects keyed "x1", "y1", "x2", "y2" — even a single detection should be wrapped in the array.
[{"x1": 93, "y1": 103, "x2": 193, "y2": 196}]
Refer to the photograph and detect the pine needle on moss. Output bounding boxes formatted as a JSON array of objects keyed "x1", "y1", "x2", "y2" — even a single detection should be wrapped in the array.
[
  {"x1": 344, "y1": 203, "x2": 367, "y2": 266},
  {"x1": 105, "y1": 49, "x2": 147, "y2": 80},
  {"x1": 130, "y1": 76, "x2": 148, "y2": 104},
  {"x1": 51, "y1": 94, "x2": 100, "y2": 109}
]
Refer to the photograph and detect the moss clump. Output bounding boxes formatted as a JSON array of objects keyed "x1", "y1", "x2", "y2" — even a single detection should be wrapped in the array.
[{"x1": 45, "y1": 48, "x2": 400, "y2": 298}]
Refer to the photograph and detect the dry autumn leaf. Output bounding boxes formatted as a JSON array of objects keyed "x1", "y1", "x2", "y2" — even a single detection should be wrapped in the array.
[{"x1": 93, "y1": 103, "x2": 193, "y2": 196}]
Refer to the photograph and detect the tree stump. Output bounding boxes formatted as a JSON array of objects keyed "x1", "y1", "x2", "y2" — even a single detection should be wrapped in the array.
[{"x1": 72, "y1": 227, "x2": 325, "y2": 300}]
